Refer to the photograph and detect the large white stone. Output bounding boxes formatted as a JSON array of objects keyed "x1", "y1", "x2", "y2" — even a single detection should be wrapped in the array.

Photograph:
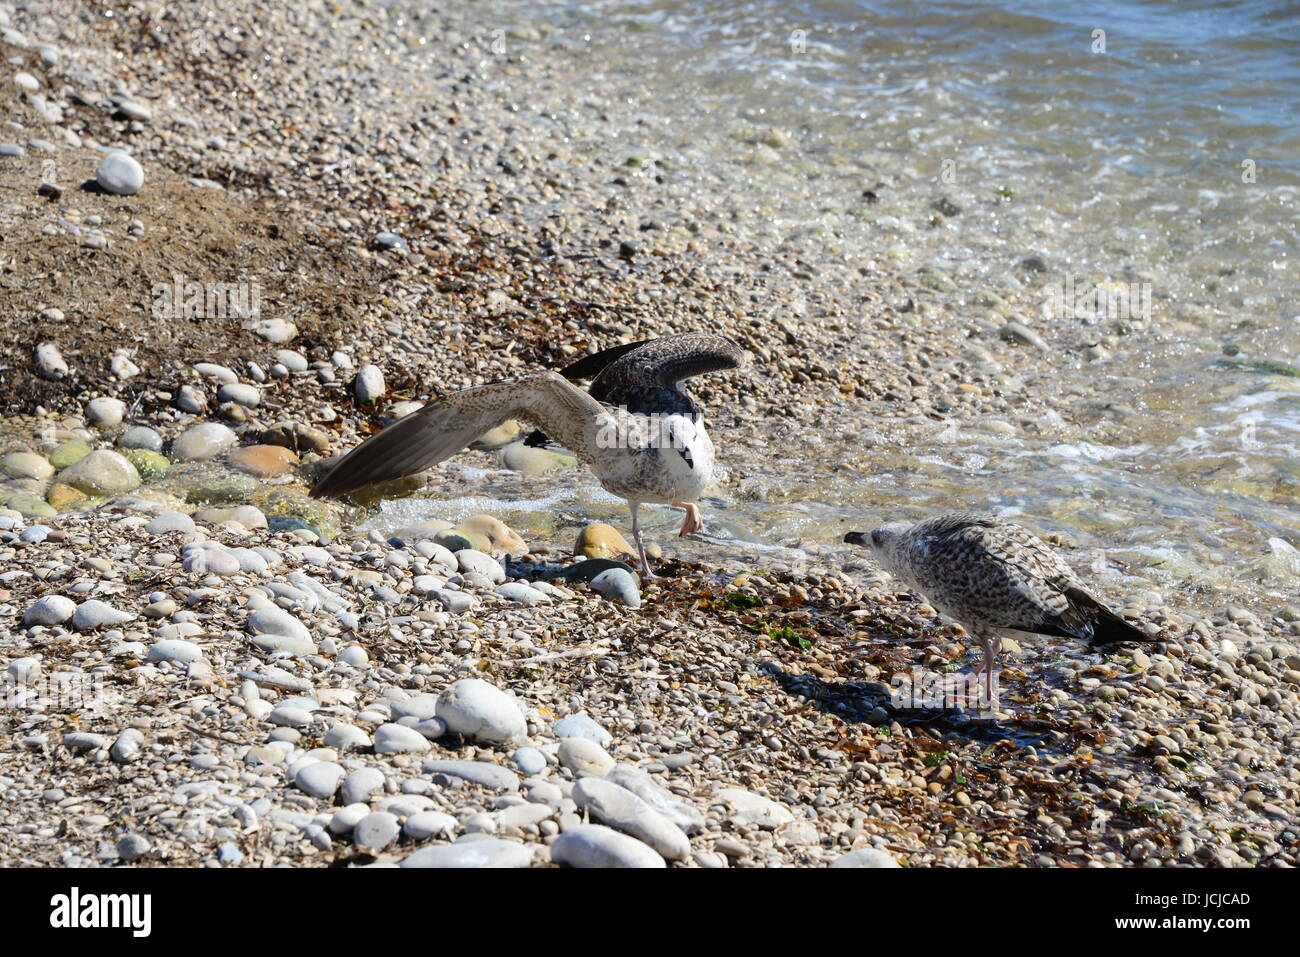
[
  {"x1": 435, "y1": 678, "x2": 526, "y2": 745},
  {"x1": 84, "y1": 396, "x2": 126, "y2": 427},
  {"x1": 401, "y1": 838, "x2": 534, "y2": 868},
  {"x1": 145, "y1": 511, "x2": 197, "y2": 535},
  {"x1": 607, "y1": 764, "x2": 705, "y2": 835},
  {"x1": 714, "y1": 788, "x2": 795, "y2": 829},
  {"x1": 573, "y1": 777, "x2": 691, "y2": 860},
  {"x1": 341, "y1": 767, "x2": 385, "y2": 805},
  {"x1": 23, "y1": 594, "x2": 76, "y2": 626},
  {"x1": 403, "y1": 811, "x2": 457, "y2": 841},
  {"x1": 373, "y1": 722, "x2": 431, "y2": 754},
  {"x1": 550, "y1": 824, "x2": 666, "y2": 869},
  {"x1": 353, "y1": 365, "x2": 386, "y2": 403},
  {"x1": 58, "y1": 449, "x2": 140, "y2": 494},
  {"x1": 455, "y1": 549, "x2": 504, "y2": 583},
  {"x1": 830, "y1": 848, "x2": 901, "y2": 868},
  {"x1": 353, "y1": 811, "x2": 400, "y2": 852},
  {"x1": 295, "y1": 761, "x2": 344, "y2": 798},
  {"x1": 71, "y1": 599, "x2": 135, "y2": 631},
  {"x1": 247, "y1": 606, "x2": 312, "y2": 643},
  {"x1": 558, "y1": 737, "x2": 615, "y2": 777},
  {"x1": 147, "y1": 640, "x2": 204, "y2": 664},
  {"x1": 172, "y1": 422, "x2": 237, "y2": 461}
]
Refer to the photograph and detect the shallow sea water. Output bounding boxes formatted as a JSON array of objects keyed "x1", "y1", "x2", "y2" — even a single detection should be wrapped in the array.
[{"x1": 335, "y1": 2, "x2": 1300, "y2": 605}]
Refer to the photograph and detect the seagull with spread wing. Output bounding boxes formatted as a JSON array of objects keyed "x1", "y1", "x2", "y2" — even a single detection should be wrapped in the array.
[{"x1": 311, "y1": 334, "x2": 749, "y2": 579}]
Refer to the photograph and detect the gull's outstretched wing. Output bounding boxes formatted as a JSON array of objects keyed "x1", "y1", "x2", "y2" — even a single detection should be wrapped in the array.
[
  {"x1": 586, "y1": 333, "x2": 748, "y2": 401},
  {"x1": 311, "y1": 371, "x2": 609, "y2": 499},
  {"x1": 525, "y1": 333, "x2": 748, "y2": 445},
  {"x1": 559, "y1": 339, "x2": 653, "y2": 383}
]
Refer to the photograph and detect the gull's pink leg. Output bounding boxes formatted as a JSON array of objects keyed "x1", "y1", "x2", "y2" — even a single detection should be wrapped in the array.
[
  {"x1": 672, "y1": 501, "x2": 702, "y2": 537},
  {"x1": 629, "y1": 502, "x2": 657, "y2": 581},
  {"x1": 980, "y1": 637, "x2": 1003, "y2": 705},
  {"x1": 969, "y1": 659, "x2": 986, "y2": 709}
]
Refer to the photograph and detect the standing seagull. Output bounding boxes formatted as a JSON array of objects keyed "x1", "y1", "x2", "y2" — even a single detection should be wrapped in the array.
[
  {"x1": 845, "y1": 513, "x2": 1153, "y2": 700},
  {"x1": 311, "y1": 334, "x2": 748, "y2": 579}
]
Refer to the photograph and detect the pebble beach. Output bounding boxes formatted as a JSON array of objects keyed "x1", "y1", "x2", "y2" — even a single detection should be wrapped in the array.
[{"x1": 1, "y1": 0, "x2": 1298, "y2": 869}]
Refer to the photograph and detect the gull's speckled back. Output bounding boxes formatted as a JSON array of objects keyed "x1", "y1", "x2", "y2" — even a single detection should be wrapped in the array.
[{"x1": 887, "y1": 513, "x2": 1096, "y2": 641}]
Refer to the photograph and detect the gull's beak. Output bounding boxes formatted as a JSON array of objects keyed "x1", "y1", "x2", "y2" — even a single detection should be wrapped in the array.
[{"x1": 844, "y1": 531, "x2": 870, "y2": 547}]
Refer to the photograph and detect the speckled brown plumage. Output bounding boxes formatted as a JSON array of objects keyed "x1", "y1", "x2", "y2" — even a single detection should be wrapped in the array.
[{"x1": 846, "y1": 513, "x2": 1153, "y2": 697}]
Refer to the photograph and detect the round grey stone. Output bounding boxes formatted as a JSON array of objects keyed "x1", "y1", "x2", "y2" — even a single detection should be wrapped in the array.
[
  {"x1": 512, "y1": 747, "x2": 547, "y2": 775},
  {"x1": 119, "y1": 426, "x2": 163, "y2": 452},
  {"x1": 354, "y1": 812, "x2": 400, "y2": 852},
  {"x1": 217, "y1": 383, "x2": 261, "y2": 407},
  {"x1": 96, "y1": 151, "x2": 144, "y2": 195},
  {"x1": 117, "y1": 833, "x2": 151, "y2": 862}
]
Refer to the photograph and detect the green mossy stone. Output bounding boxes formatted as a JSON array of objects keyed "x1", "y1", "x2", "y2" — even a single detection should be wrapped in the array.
[
  {"x1": 3, "y1": 492, "x2": 56, "y2": 518},
  {"x1": 123, "y1": 449, "x2": 171, "y2": 481},
  {"x1": 48, "y1": 440, "x2": 92, "y2": 470}
]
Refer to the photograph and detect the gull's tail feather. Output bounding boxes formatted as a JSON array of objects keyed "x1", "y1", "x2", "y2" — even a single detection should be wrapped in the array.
[
  {"x1": 1088, "y1": 602, "x2": 1156, "y2": 645},
  {"x1": 1065, "y1": 588, "x2": 1155, "y2": 645}
]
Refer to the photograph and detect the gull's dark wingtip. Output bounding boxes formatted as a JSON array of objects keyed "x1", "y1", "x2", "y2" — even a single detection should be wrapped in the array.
[
  {"x1": 308, "y1": 466, "x2": 354, "y2": 501},
  {"x1": 1062, "y1": 586, "x2": 1157, "y2": 646},
  {"x1": 1088, "y1": 605, "x2": 1157, "y2": 646},
  {"x1": 560, "y1": 340, "x2": 651, "y2": 382}
]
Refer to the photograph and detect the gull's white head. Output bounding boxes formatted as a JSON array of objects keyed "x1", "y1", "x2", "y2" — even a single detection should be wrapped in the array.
[
  {"x1": 659, "y1": 413, "x2": 706, "y2": 472},
  {"x1": 844, "y1": 522, "x2": 911, "y2": 573}
]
